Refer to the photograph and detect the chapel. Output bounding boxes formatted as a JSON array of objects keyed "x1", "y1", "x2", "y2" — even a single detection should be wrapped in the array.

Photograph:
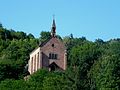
[{"x1": 28, "y1": 19, "x2": 67, "y2": 74}]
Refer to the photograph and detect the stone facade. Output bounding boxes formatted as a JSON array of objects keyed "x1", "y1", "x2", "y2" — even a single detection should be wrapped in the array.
[{"x1": 28, "y1": 19, "x2": 67, "y2": 74}]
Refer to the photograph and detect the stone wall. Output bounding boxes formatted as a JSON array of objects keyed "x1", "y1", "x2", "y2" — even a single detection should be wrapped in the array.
[
  {"x1": 28, "y1": 37, "x2": 67, "y2": 74},
  {"x1": 41, "y1": 37, "x2": 67, "y2": 70}
]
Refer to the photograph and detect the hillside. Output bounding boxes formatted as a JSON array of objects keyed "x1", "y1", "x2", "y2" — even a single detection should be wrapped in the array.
[{"x1": 0, "y1": 24, "x2": 120, "y2": 90}]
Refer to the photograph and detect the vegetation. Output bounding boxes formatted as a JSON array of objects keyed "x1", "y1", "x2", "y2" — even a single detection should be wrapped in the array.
[{"x1": 0, "y1": 24, "x2": 120, "y2": 90}]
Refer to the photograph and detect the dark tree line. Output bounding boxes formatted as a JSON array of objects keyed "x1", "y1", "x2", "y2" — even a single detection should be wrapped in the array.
[{"x1": 0, "y1": 24, "x2": 120, "y2": 90}]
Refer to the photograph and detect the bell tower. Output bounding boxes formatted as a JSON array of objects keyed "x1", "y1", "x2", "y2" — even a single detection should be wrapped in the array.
[{"x1": 51, "y1": 17, "x2": 56, "y2": 37}]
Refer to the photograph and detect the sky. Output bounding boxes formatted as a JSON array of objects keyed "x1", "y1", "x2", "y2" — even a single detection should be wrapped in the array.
[{"x1": 0, "y1": 0, "x2": 120, "y2": 41}]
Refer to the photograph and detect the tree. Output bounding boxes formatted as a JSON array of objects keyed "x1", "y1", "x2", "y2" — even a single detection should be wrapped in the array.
[
  {"x1": 88, "y1": 40, "x2": 120, "y2": 89},
  {"x1": 67, "y1": 41, "x2": 102, "y2": 89},
  {"x1": 42, "y1": 75, "x2": 65, "y2": 90},
  {"x1": 27, "y1": 33, "x2": 34, "y2": 39},
  {"x1": 95, "y1": 38, "x2": 104, "y2": 45},
  {"x1": 39, "y1": 31, "x2": 51, "y2": 43},
  {"x1": 0, "y1": 79, "x2": 36, "y2": 90},
  {"x1": 0, "y1": 23, "x2": 2, "y2": 28},
  {"x1": 0, "y1": 28, "x2": 5, "y2": 40}
]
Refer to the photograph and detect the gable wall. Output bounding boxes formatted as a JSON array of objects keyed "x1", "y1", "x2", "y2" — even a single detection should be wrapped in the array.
[
  {"x1": 28, "y1": 37, "x2": 67, "y2": 74},
  {"x1": 41, "y1": 37, "x2": 66, "y2": 70}
]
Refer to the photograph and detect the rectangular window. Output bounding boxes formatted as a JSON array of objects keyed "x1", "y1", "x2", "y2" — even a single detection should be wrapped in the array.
[
  {"x1": 49, "y1": 53, "x2": 58, "y2": 60},
  {"x1": 52, "y1": 54, "x2": 54, "y2": 59},
  {"x1": 49, "y1": 53, "x2": 52, "y2": 59},
  {"x1": 54, "y1": 54, "x2": 57, "y2": 59}
]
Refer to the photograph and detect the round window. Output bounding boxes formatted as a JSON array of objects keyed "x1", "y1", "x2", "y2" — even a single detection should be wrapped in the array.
[{"x1": 52, "y1": 44, "x2": 54, "y2": 47}]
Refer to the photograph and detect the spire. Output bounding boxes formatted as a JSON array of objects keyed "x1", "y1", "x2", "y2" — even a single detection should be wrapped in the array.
[{"x1": 51, "y1": 16, "x2": 56, "y2": 37}]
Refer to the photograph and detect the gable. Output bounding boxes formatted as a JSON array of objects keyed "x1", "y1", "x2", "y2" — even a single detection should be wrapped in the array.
[{"x1": 41, "y1": 37, "x2": 66, "y2": 50}]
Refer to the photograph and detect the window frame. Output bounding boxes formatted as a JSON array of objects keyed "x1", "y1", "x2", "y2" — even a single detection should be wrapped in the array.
[{"x1": 49, "y1": 53, "x2": 58, "y2": 60}]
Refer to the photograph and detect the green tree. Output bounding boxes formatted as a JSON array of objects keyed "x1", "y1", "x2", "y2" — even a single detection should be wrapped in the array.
[
  {"x1": 39, "y1": 31, "x2": 51, "y2": 43},
  {"x1": 42, "y1": 74, "x2": 65, "y2": 90},
  {"x1": 0, "y1": 28, "x2": 5, "y2": 40},
  {"x1": 0, "y1": 79, "x2": 36, "y2": 90},
  {"x1": 27, "y1": 33, "x2": 34, "y2": 39},
  {"x1": 0, "y1": 22, "x2": 2, "y2": 28},
  {"x1": 88, "y1": 40, "x2": 120, "y2": 89}
]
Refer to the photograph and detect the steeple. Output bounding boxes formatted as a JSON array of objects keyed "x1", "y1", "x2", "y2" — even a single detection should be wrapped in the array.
[{"x1": 51, "y1": 17, "x2": 56, "y2": 37}]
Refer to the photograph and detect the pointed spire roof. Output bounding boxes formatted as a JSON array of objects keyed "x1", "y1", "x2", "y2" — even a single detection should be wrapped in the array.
[
  {"x1": 51, "y1": 16, "x2": 56, "y2": 37},
  {"x1": 52, "y1": 19, "x2": 56, "y2": 29}
]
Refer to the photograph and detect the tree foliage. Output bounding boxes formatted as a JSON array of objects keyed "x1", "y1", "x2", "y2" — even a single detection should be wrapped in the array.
[{"x1": 0, "y1": 23, "x2": 120, "y2": 89}]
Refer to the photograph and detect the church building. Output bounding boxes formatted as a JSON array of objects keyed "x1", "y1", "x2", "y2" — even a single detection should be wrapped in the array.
[{"x1": 28, "y1": 19, "x2": 67, "y2": 74}]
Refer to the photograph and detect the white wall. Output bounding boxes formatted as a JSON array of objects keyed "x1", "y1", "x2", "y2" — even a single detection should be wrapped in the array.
[{"x1": 28, "y1": 47, "x2": 41, "y2": 74}]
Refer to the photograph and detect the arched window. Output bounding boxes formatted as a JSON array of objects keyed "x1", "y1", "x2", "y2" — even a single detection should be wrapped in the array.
[
  {"x1": 31, "y1": 57, "x2": 33, "y2": 73},
  {"x1": 37, "y1": 52, "x2": 39, "y2": 69},
  {"x1": 34, "y1": 55, "x2": 36, "y2": 72}
]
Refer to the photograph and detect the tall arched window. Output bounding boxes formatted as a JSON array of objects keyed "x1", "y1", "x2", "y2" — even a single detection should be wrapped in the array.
[
  {"x1": 31, "y1": 57, "x2": 33, "y2": 73},
  {"x1": 34, "y1": 55, "x2": 36, "y2": 72},
  {"x1": 37, "y1": 52, "x2": 39, "y2": 69}
]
